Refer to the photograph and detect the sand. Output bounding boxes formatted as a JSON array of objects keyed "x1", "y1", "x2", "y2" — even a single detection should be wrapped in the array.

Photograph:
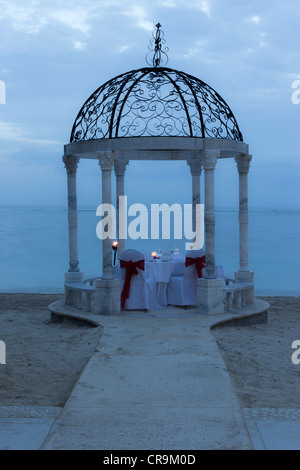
[
  {"x1": 212, "y1": 296, "x2": 300, "y2": 409},
  {"x1": 0, "y1": 294, "x2": 299, "y2": 409},
  {"x1": 0, "y1": 294, "x2": 102, "y2": 407}
]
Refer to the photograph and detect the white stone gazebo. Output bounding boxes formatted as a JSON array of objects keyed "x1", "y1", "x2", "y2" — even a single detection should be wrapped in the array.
[{"x1": 62, "y1": 24, "x2": 254, "y2": 316}]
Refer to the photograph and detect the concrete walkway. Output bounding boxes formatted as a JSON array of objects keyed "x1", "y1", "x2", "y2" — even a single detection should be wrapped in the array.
[
  {"x1": 0, "y1": 406, "x2": 61, "y2": 450},
  {"x1": 1, "y1": 299, "x2": 299, "y2": 450},
  {"x1": 40, "y1": 301, "x2": 269, "y2": 450}
]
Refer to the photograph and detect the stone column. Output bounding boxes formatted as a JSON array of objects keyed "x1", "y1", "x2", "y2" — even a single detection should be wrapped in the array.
[
  {"x1": 94, "y1": 152, "x2": 120, "y2": 315},
  {"x1": 197, "y1": 150, "x2": 224, "y2": 315},
  {"x1": 202, "y1": 151, "x2": 218, "y2": 279},
  {"x1": 234, "y1": 154, "x2": 254, "y2": 285},
  {"x1": 114, "y1": 160, "x2": 129, "y2": 253},
  {"x1": 98, "y1": 153, "x2": 114, "y2": 280},
  {"x1": 187, "y1": 159, "x2": 202, "y2": 234},
  {"x1": 63, "y1": 155, "x2": 81, "y2": 272},
  {"x1": 63, "y1": 155, "x2": 83, "y2": 301}
]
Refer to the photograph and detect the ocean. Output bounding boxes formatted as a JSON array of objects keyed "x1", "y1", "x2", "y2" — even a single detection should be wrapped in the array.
[{"x1": 0, "y1": 205, "x2": 299, "y2": 296}]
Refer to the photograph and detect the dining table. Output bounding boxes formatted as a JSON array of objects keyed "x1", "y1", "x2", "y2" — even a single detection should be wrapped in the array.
[
  {"x1": 115, "y1": 256, "x2": 185, "y2": 309},
  {"x1": 145, "y1": 258, "x2": 185, "y2": 308},
  {"x1": 115, "y1": 255, "x2": 226, "y2": 309}
]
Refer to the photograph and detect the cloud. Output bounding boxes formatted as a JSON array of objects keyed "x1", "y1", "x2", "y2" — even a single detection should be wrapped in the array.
[
  {"x1": 117, "y1": 45, "x2": 131, "y2": 53},
  {"x1": 0, "y1": 1, "x2": 48, "y2": 34},
  {"x1": 182, "y1": 39, "x2": 208, "y2": 58},
  {"x1": 161, "y1": 0, "x2": 177, "y2": 6},
  {"x1": 0, "y1": 0, "x2": 100, "y2": 35},
  {"x1": 160, "y1": 0, "x2": 211, "y2": 16},
  {"x1": 123, "y1": 5, "x2": 153, "y2": 31},
  {"x1": 246, "y1": 87, "x2": 279, "y2": 98},
  {"x1": 197, "y1": 0, "x2": 211, "y2": 17},
  {"x1": 0, "y1": 121, "x2": 61, "y2": 145},
  {"x1": 249, "y1": 15, "x2": 261, "y2": 24},
  {"x1": 73, "y1": 40, "x2": 86, "y2": 50},
  {"x1": 49, "y1": 8, "x2": 91, "y2": 35},
  {"x1": 0, "y1": 147, "x2": 22, "y2": 161},
  {"x1": 0, "y1": 0, "x2": 299, "y2": 211}
]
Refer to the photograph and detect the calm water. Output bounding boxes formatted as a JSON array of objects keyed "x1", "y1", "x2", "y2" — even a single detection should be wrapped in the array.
[{"x1": 0, "y1": 205, "x2": 299, "y2": 295}]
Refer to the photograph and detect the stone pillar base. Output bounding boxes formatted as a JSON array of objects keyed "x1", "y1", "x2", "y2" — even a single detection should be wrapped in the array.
[
  {"x1": 64, "y1": 272, "x2": 84, "y2": 306},
  {"x1": 64, "y1": 272, "x2": 84, "y2": 283},
  {"x1": 197, "y1": 278, "x2": 224, "y2": 315},
  {"x1": 234, "y1": 270, "x2": 254, "y2": 282},
  {"x1": 94, "y1": 278, "x2": 120, "y2": 315}
]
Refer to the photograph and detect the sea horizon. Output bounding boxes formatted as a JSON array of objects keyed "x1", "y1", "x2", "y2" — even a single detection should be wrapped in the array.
[{"x1": 0, "y1": 204, "x2": 299, "y2": 296}]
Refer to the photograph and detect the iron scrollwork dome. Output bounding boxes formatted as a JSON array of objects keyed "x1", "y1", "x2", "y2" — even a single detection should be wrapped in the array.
[{"x1": 70, "y1": 67, "x2": 243, "y2": 142}]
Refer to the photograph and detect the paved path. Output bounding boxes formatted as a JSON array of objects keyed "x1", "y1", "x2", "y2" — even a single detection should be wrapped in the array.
[
  {"x1": 0, "y1": 406, "x2": 61, "y2": 450},
  {"x1": 2, "y1": 299, "x2": 298, "y2": 450},
  {"x1": 41, "y1": 309, "x2": 254, "y2": 450}
]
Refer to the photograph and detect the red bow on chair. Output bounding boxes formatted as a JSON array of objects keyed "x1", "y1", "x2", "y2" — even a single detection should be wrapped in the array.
[
  {"x1": 185, "y1": 256, "x2": 206, "y2": 278},
  {"x1": 120, "y1": 259, "x2": 145, "y2": 308}
]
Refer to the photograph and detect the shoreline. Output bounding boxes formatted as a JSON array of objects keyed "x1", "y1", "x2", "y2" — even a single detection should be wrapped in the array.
[{"x1": 0, "y1": 291, "x2": 299, "y2": 297}]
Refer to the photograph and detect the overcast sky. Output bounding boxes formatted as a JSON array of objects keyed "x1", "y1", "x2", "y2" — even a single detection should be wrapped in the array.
[{"x1": 0, "y1": 0, "x2": 299, "y2": 209}]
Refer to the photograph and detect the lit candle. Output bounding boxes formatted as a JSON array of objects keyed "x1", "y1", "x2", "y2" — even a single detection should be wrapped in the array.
[
  {"x1": 112, "y1": 241, "x2": 118, "y2": 266},
  {"x1": 151, "y1": 251, "x2": 157, "y2": 259}
]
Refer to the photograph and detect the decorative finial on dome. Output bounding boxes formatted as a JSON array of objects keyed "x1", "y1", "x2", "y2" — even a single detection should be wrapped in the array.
[{"x1": 146, "y1": 22, "x2": 169, "y2": 67}]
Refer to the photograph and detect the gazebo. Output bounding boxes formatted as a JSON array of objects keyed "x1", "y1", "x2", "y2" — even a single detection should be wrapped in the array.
[{"x1": 62, "y1": 24, "x2": 254, "y2": 316}]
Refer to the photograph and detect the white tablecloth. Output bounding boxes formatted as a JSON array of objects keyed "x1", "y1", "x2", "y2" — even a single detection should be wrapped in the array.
[
  {"x1": 115, "y1": 259, "x2": 225, "y2": 309},
  {"x1": 145, "y1": 260, "x2": 185, "y2": 283},
  {"x1": 145, "y1": 260, "x2": 185, "y2": 308},
  {"x1": 115, "y1": 260, "x2": 185, "y2": 309}
]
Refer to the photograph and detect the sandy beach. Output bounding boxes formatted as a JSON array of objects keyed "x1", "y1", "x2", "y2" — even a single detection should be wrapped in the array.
[
  {"x1": 212, "y1": 296, "x2": 300, "y2": 409},
  {"x1": 0, "y1": 294, "x2": 102, "y2": 407},
  {"x1": 0, "y1": 293, "x2": 299, "y2": 410}
]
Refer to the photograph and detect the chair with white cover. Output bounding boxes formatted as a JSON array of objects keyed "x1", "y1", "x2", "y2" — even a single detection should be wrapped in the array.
[
  {"x1": 215, "y1": 265, "x2": 226, "y2": 279},
  {"x1": 119, "y1": 249, "x2": 156, "y2": 310},
  {"x1": 167, "y1": 249, "x2": 206, "y2": 307}
]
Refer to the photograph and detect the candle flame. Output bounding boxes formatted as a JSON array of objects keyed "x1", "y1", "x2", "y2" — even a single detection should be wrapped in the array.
[
  {"x1": 151, "y1": 251, "x2": 157, "y2": 257},
  {"x1": 112, "y1": 241, "x2": 118, "y2": 248}
]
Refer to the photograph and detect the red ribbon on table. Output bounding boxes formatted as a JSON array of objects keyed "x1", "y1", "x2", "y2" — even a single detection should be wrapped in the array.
[
  {"x1": 185, "y1": 256, "x2": 206, "y2": 278},
  {"x1": 120, "y1": 259, "x2": 145, "y2": 308}
]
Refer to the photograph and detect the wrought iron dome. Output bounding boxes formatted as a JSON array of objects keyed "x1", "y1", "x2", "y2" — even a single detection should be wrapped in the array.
[{"x1": 70, "y1": 24, "x2": 243, "y2": 142}]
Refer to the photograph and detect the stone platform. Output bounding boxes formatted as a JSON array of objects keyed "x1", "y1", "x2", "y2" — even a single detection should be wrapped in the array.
[
  {"x1": 3, "y1": 298, "x2": 297, "y2": 450},
  {"x1": 39, "y1": 298, "x2": 271, "y2": 450},
  {"x1": 0, "y1": 299, "x2": 300, "y2": 451}
]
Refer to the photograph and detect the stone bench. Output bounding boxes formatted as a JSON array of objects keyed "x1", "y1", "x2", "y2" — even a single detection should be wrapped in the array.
[
  {"x1": 223, "y1": 281, "x2": 254, "y2": 311},
  {"x1": 65, "y1": 282, "x2": 95, "y2": 312},
  {"x1": 83, "y1": 277, "x2": 101, "y2": 287}
]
